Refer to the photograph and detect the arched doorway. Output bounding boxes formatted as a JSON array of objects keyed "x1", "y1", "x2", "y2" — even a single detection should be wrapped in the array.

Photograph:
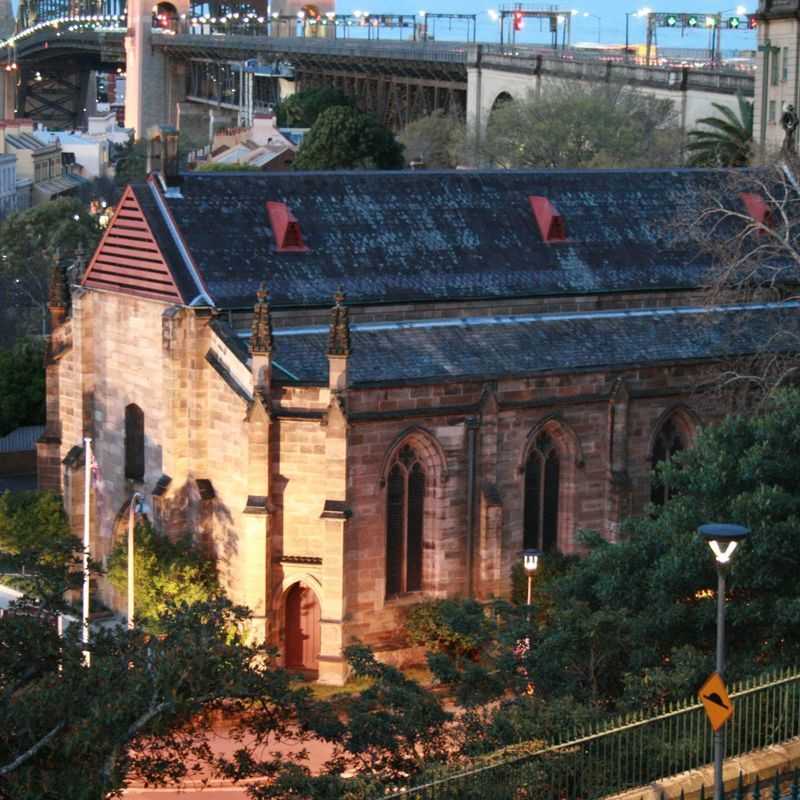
[{"x1": 284, "y1": 583, "x2": 320, "y2": 675}]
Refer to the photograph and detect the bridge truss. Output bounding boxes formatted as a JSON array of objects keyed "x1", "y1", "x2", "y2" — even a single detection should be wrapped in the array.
[{"x1": 161, "y1": 36, "x2": 469, "y2": 130}]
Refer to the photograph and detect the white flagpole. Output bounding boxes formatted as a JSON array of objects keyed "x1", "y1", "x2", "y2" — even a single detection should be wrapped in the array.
[{"x1": 83, "y1": 436, "x2": 92, "y2": 667}]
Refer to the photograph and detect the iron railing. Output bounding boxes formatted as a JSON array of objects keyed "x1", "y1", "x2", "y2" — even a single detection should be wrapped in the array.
[{"x1": 376, "y1": 666, "x2": 800, "y2": 800}]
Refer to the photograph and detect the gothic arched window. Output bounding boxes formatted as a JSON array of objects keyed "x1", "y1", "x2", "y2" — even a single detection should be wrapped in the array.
[
  {"x1": 125, "y1": 404, "x2": 145, "y2": 482},
  {"x1": 650, "y1": 417, "x2": 687, "y2": 506},
  {"x1": 524, "y1": 432, "x2": 560, "y2": 553},
  {"x1": 386, "y1": 444, "x2": 425, "y2": 598}
]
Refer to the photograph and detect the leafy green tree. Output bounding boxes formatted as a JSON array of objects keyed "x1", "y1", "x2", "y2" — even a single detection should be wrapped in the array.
[
  {"x1": 0, "y1": 338, "x2": 45, "y2": 436},
  {"x1": 294, "y1": 106, "x2": 405, "y2": 171},
  {"x1": 247, "y1": 644, "x2": 451, "y2": 798},
  {"x1": 525, "y1": 389, "x2": 800, "y2": 709},
  {"x1": 114, "y1": 131, "x2": 209, "y2": 187},
  {"x1": 397, "y1": 110, "x2": 465, "y2": 168},
  {"x1": 0, "y1": 200, "x2": 100, "y2": 342},
  {"x1": 0, "y1": 490, "x2": 78, "y2": 591},
  {"x1": 0, "y1": 598, "x2": 330, "y2": 799},
  {"x1": 106, "y1": 520, "x2": 219, "y2": 632},
  {"x1": 277, "y1": 87, "x2": 353, "y2": 128},
  {"x1": 686, "y1": 92, "x2": 753, "y2": 167},
  {"x1": 479, "y1": 82, "x2": 680, "y2": 169}
]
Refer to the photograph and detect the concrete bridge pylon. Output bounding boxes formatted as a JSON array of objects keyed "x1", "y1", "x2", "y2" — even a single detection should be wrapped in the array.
[{"x1": 125, "y1": 0, "x2": 190, "y2": 138}]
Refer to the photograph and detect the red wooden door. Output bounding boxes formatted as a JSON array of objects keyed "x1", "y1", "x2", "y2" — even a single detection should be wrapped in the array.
[{"x1": 285, "y1": 583, "x2": 320, "y2": 673}]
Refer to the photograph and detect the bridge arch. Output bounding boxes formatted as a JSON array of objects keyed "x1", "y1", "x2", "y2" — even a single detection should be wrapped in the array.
[{"x1": 153, "y1": 1, "x2": 179, "y2": 30}]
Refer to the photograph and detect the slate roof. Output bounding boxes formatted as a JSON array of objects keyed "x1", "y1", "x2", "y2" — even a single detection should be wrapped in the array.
[
  {"x1": 130, "y1": 168, "x2": 728, "y2": 310},
  {"x1": 253, "y1": 303, "x2": 800, "y2": 387}
]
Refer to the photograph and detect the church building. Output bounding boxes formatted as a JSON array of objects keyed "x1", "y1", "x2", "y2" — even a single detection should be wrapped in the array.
[{"x1": 37, "y1": 150, "x2": 799, "y2": 683}]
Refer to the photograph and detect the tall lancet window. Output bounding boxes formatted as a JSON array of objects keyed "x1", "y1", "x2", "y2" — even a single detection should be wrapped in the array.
[
  {"x1": 650, "y1": 417, "x2": 687, "y2": 506},
  {"x1": 386, "y1": 444, "x2": 425, "y2": 597},
  {"x1": 125, "y1": 404, "x2": 145, "y2": 482},
  {"x1": 524, "y1": 432, "x2": 560, "y2": 553}
]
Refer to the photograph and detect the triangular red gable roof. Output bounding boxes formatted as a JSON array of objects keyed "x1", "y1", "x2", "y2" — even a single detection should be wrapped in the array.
[{"x1": 82, "y1": 185, "x2": 184, "y2": 303}]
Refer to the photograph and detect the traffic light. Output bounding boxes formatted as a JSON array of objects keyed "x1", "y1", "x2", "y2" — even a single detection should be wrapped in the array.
[
  {"x1": 513, "y1": 10, "x2": 523, "y2": 31},
  {"x1": 666, "y1": 14, "x2": 678, "y2": 26},
  {"x1": 728, "y1": 15, "x2": 740, "y2": 27},
  {"x1": 687, "y1": 15, "x2": 698, "y2": 26},
  {"x1": 747, "y1": 14, "x2": 758, "y2": 28}
]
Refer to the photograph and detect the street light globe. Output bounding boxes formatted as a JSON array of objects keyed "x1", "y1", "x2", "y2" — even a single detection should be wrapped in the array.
[
  {"x1": 735, "y1": 4, "x2": 747, "y2": 13},
  {"x1": 698, "y1": 523, "x2": 750, "y2": 564},
  {"x1": 522, "y1": 548, "x2": 542, "y2": 573}
]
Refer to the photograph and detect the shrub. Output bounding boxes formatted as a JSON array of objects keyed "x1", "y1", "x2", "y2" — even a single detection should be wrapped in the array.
[{"x1": 405, "y1": 599, "x2": 491, "y2": 661}]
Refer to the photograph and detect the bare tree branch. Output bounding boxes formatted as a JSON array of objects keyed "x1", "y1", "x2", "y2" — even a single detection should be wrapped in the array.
[{"x1": 0, "y1": 722, "x2": 65, "y2": 776}]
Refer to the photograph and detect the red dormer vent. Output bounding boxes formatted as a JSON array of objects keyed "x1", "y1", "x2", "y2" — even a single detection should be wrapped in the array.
[
  {"x1": 266, "y1": 201, "x2": 309, "y2": 252},
  {"x1": 529, "y1": 196, "x2": 567, "y2": 243},
  {"x1": 739, "y1": 192, "x2": 774, "y2": 231}
]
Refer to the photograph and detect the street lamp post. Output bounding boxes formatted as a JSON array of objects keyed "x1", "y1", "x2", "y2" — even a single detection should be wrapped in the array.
[
  {"x1": 625, "y1": 7, "x2": 651, "y2": 61},
  {"x1": 127, "y1": 493, "x2": 150, "y2": 630},
  {"x1": 698, "y1": 523, "x2": 750, "y2": 800},
  {"x1": 522, "y1": 548, "x2": 541, "y2": 621}
]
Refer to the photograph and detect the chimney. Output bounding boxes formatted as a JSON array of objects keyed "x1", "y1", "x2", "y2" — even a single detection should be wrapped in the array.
[
  {"x1": 327, "y1": 289, "x2": 350, "y2": 391},
  {"x1": 251, "y1": 112, "x2": 279, "y2": 145},
  {"x1": 146, "y1": 129, "x2": 162, "y2": 175},
  {"x1": 147, "y1": 125, "x2": 180, "y2": 187},
  {"x1": 249, "y1": 283, "x2": 273, "y2": 394}
]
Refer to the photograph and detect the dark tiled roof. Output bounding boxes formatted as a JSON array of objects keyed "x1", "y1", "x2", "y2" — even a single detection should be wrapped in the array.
[
  {"x1": 264, "y1": 303, "x2": 800, "y2": 387},
  {"x1": 0, "y1": 425, "x2": 45, "y2": 453},
  {"x1": 143, "y1": 169, "x2": 726, "y2": 310}
]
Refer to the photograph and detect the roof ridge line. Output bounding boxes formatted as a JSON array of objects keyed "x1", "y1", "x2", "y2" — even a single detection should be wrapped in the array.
[
  {"x1": 235, "y1": 300, "x2": 800, "y2": 338},
  {"x1": 147, "y1": 180, "x2": 214, "y2": 307}
]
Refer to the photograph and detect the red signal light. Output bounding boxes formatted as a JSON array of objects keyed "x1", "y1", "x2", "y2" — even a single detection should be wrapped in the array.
[
  {"x1": 748, "y1": 14, "x2": 758, "y2": 28},
  {"x1": 513, "y1": 10, "x2": 523, "y2": 31}
]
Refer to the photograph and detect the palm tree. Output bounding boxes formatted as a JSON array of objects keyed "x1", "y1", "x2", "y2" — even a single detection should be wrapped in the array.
[{"x1": 686, "y1": 92, "x2": 753, "y2": 167}]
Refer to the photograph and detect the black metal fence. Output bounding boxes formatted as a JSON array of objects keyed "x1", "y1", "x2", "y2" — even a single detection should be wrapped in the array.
[{"x1": 376, "y1": 667, "x2": 800, "y2": 800}]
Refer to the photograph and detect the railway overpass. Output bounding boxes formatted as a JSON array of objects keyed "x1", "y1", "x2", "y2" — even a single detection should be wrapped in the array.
[{"x1": 0, "y1": 4, "x2": 755, "y2": 140}]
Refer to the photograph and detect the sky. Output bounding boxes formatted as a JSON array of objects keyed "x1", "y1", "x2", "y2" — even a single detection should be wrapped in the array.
[{"x1": 326, "y1": 1, "x2": 758, "y2": 52}]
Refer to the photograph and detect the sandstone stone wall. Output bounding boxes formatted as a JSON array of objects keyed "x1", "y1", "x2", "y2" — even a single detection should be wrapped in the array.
[{"x1": 41, "y1": 287, "x2": 721, "y2": 677}]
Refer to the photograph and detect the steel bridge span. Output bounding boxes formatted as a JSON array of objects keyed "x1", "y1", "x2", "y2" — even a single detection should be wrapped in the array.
[{"x1": 0, "y1": 8, "x2": 755, "y2": 137}]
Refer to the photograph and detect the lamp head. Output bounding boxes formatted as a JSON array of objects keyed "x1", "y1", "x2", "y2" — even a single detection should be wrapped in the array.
[
  {"x1": 132, "y1": 493, "x2": 152, "y2": 517},
  {"x1": 698, "y1": 523, "x2": 750, "y2": 564},
  {"x1": 523, "y1": 548, "x2": 542, "y2": 573}
]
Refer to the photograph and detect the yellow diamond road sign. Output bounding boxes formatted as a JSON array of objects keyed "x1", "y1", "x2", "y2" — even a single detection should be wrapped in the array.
[{"x1": 699, "y1": 672, "x2": 734, "y2": 731}]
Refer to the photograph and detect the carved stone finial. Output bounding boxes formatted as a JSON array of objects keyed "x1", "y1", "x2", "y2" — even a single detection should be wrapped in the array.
[
  {"x1": 327, "y1": 288, "x2": 351, "y2": 357},
  {"x1": 781, "y1": 104, "x2": 799, "y2": 155},
  {"x1": 48, "y1": 263, "x2": 68, "y2": 310},
  {"x1": 249, "y1": 281, "x2": 273, "y2": 355}
]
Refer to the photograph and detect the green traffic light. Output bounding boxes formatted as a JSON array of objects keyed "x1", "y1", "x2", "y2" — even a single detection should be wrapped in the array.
[
  {"x1": 666, "y1": 14, "x2": 677, "y2": 26},
  {"x1": 728, "y1": 15, "x2": 740, "y2": 27},
  {"x1": 687, "y1": 15, "x2": 698, "y2": 25}
]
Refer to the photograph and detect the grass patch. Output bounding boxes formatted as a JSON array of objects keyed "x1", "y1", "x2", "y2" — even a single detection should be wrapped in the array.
[{"x1": 293, "y1": 664, "x2": 434, "y2": 701}]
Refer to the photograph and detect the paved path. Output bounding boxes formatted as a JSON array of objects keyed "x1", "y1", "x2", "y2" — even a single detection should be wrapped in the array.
[{"x1": 122, "y1": 719, "x2": 336, "y2": 798}]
